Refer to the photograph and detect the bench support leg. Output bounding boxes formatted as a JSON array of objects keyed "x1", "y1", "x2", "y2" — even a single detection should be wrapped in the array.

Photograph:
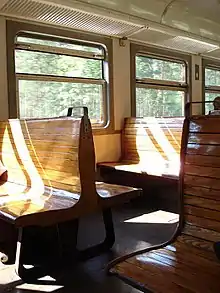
[
  {"x1": 15, "y1": 228, "x2": 49, "y2": 282},
  {"x1": 77, "y1": 208, "x2": 115, "y2": 260}
]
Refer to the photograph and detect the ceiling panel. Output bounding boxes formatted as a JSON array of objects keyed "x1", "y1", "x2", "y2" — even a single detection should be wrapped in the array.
[
  {"x1": 163, "y1": 0, "x2": 220, "y2": 42},
  {"x1": 130, "y1": 28, "x2": 219, "y2": 54},
  {"x1": 73, "y1": 0, "x2": 170, "y2": 22}
]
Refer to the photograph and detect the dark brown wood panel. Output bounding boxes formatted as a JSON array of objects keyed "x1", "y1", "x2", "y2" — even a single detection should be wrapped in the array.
[
  {"x1": 185, "y1": 154, "x2": 220, "y2": 167},
  {"x1": 184, "y1": 185, "x2": 220, "y2": 201},
  {"x1": 187, "y1": 143, "x2": 220, "y2": 156},
  {"x1": 109, "y1": 115, "x2": 220, "y2": 292}
]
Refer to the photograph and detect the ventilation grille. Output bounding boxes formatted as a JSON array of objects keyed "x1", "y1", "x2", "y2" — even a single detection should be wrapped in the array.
[
  {"x1": 160, "y1": 36, "x2": 219, "y2": 54},
  {"x1": 203, "y1": 48, "x2": 220, "y2": 60},
  {"x1": 0, "y1": 0, "x2": 143, "y2": 37}
]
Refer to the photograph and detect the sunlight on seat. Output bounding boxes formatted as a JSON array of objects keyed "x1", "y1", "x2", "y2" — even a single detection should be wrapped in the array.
[
  {"x1": 124, "y1": 210, "x2": 179, "y2": 224},
  {"x1": 147, "y1": 117, "x2": 179, "y2": 163},
  {"x1": 0, "y1": 122, "x2": 52, "y2": 206},
  {"x1": 134, "y1": 118, "x2": 181, "y2": 176},
  {"x1": 136, "y1": 125, "x2": 165, "y2": 175}
]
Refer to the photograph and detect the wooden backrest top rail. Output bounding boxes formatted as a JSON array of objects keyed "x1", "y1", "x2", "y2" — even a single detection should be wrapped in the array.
[{"x1": 181, "y1": 115, "x2": 220, "y2": 248}]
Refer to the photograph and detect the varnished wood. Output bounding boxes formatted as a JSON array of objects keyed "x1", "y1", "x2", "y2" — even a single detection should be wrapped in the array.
[
  {"x1": 99, "y1": 117, "x2": 184, "y2": 178},
  {"x1": 0, "y1": 114, "x2": 142, "y2": 281},
  {"x1": 109, "y1": 115, "x2": 220, "y2": 293},
  {"x1": 0, "y1": 116, "x2": 141, "y2": 228}
]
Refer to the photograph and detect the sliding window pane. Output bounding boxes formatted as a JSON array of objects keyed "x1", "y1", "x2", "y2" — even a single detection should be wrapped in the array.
[
  {"x1": 205, "y1": 68, "x2": 220, "y2": 86},
  {"x1": 15, "y1": 50, "x2": 102, "y2": 79},
  {"x1": 17, "y1": 36, "x2": 103, "y2": 55},
  {"x1": 136, "y1": 56, "x2": 185, "y2": 82},
  {"x1": 205, "y1": 92, "x2": 220, "y2": 114},
  {"x1": 18, "y1": 80, "x2": 104, "y2": 123},
  {"x1": 136, "y1": 88, "x2": 184, "y2": 117}
]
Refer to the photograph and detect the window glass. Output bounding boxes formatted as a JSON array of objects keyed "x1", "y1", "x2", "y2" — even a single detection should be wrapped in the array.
[
  {"x1": 136, "y1": 56, "x2": 185, "y2": 82},
  {"x1": 15, "y1": 50, "x2": 102, "y2": 78},
  {"x1": 135, "y1": 54, "x2": 187, "y2": 117},
  {"x1": 17, "y1": 36, "x2": 103, "y2": 55},
  {"x1": 15, "y1": 34, "x2": 107, "y2": 126},
  {"x1": 19, "y1": 80, "x2": 103, "y2": 123},
  {"x1": 205, "y1": 68, "x2": 220, "y2": 87},
  {"x1": 136, "y1": 88, "x2": 184, "y2": 117},
  {"x1": 205, "y1": 67, "x2": 220, "y2": 115},
  {"x1": 205, "y1": 92, "x2": 218, "y2": 114}
]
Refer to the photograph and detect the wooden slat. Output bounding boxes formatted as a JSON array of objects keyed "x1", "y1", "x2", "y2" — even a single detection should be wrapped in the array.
[
  {"x1": 184, "y1": 205, "x2": 220, "y2": 221},
  {"x1": 185, "y1": 165, "x2": 220, "y2": 180},
  {"x1": 188, "y1": 133, "x2": 220, "y2": 145},
  {"x1": 184, "y1": 174, "x2": 220, "y2": 190},
  {"x1": 187, "y1": 143, "x2": 220, "y2": 156},
  {"x1": 185, "y1": 154, "x2": 220, "y2": 168},
  {"x1": 189, "y1": 116, "x2": 220, "y2": 133},
  {"x1": 183, "y1": 224, "x2": 220, "y2": 243},
  {"x1": 184, "y1": 195, "x2": 220, "y2": 211},
  {"x1": 185, "y1": 214, "x2": 220, "y2": 232},
  {"x1": 184, "y1": 185, "x2": 220, "y2": 201}
]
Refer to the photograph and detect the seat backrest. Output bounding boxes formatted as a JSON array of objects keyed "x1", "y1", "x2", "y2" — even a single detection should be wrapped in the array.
[
  {"x1": 182, "y1": 115, "x2": 220, "y2": 250},
  {"x1": 122, "y1": 117, "x2": 184, "y2": 174},
  {"x1": 0, "y1": 114, "x2": 96, "y2": 204}
]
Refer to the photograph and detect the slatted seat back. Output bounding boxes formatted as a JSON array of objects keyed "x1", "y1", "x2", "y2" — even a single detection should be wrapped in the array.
[
  {"x1": 182, "y1": 115, "x2": 220, "y2": 249},
  {"x1": 123, "y1": 117, "x2": 184, "y2": 170},
  {"x1": 0, "y1": 115, "x2": 96, "y2": 202}
]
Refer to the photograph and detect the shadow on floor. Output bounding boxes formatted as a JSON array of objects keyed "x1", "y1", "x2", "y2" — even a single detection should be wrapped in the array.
[{"x1": 0, "y1": 198, "x2": 178, "y2": 293}]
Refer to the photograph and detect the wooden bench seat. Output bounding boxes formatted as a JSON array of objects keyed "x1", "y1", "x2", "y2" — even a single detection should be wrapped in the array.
[
  {"x1": 108, "y1": 115, "x2": 220, "y2": 293},
  {"x1": 0, "y1": 112, "x2": 141, "y2": 281},
  {"x1": 99, "y1": 117, "x2": 184, "y2": 179}
]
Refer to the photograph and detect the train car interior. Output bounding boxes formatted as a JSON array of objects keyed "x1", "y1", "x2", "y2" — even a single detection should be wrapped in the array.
[{"x1": 0, "y1": 0, "x2": 220, "y2": 292}]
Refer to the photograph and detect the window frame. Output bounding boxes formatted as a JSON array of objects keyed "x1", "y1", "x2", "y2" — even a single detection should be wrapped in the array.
[
  {"x1": 203, "y1": 58, "x2": 220, "y2": 114},
  {"x1": 7, "y1": 20, "x2": 114, "y2": 133},
  {"x1": 131, "y1": 44, "x2": 191, "y2": 118}
]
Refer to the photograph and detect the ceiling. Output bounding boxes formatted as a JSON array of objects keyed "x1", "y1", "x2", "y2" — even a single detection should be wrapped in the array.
[{"x1": 1, "y1": 0, "x2": 220, "y2": 58}]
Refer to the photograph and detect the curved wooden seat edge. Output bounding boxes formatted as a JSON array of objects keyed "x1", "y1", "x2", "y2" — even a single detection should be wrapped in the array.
[{"x1": 107, "y1": 115, "x2": 220, "y2": 293}]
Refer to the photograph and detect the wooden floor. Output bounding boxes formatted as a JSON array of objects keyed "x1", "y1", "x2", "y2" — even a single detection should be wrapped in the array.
[
  {"x1": 111, "y1": 238, "x2": 220, "y2": 293},
  {"x1": 0, "y1": 197, "x2": 178, "y2": 293}
]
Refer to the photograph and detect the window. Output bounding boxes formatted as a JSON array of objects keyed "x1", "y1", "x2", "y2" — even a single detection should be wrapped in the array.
[
  {"x1": 205, "y1": 67, "x2": 220, "y2": 114},
  {"x1": 15, "y1": 34, "x2": 108, "y2": 126},
  {"x1": 135, "y1": 55, "x2": 187, "y2": 117}
]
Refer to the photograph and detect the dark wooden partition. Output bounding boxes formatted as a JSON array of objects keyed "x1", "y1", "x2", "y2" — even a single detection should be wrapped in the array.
[{"x1": 109, "y1": 115, "x2": 220, "y2": 293}]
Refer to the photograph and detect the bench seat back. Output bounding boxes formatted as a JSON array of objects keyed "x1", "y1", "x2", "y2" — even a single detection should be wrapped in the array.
[
  {"x1": 0, "y1": 115, "x2": 96, "y2": 207},
  {"x1": 182, "y1": 115, "x2": 220, "y2": 250},
  {"x1": 122, "y1": 117, "x2": 184, "y2": 175}
]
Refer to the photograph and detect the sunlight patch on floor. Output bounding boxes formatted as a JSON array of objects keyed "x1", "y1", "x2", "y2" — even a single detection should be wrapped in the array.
[
  {"x1": 16, "y1": 276, "x2": 63, "y2": 292},
  {"x1": 124, "y1": 210, "x2": 179, "y2": 224}
]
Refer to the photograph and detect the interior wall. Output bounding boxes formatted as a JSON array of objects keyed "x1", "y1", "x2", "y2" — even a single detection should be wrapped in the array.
[
  {"x1": 94, "y1": 134, "x2": 121, "y2": 163},
  {"x1": 0, "y1": 16, "x2": 8, "y2": 119},
  {"x1": 113, "y1": 38, "x2": 131, "y2": 130},
  {"x1": 191, "y1": 55, "x2": 203, "y2": 115}
]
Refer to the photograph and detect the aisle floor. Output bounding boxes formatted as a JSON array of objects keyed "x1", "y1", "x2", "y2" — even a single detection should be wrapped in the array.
[{"x1": 0, "y1": 199, "x2": 178, "y2": 293}]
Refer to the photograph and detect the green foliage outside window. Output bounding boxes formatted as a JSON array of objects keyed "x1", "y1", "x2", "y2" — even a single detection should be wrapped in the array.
[
  {"x1": 15, "y1": 36, "x2": 106, "y2": 124},
  {"x1": 135, "y1": 56, "x2": 186, "y2": 117},
  {"x1": 205, "y1": 68, "x2": 220, "y2": 114}
]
